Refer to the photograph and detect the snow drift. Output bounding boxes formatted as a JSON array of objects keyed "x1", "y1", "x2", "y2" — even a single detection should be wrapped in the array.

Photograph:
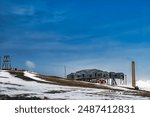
[{"x1": 136, "y1": 80, "x2": 150, "y2": 91}]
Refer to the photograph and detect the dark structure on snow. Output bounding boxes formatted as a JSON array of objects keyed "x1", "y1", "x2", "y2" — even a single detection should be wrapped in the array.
[
  {"x1": 67, "y1": 69, "x2": 125, "y2": 86},
  {"x1": 1, "y1": 55, "x2": 11, "y2": 70}
]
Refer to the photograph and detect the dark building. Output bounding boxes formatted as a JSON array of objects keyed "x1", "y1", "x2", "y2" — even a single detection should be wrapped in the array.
[{"x1": 67, "y1": 69, "x2": 125, "y2": 86}]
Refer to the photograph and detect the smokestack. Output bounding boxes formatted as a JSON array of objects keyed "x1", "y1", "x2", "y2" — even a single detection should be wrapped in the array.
[{"x1": 132, "y1": 61, "x2": 136, "y2": 87}]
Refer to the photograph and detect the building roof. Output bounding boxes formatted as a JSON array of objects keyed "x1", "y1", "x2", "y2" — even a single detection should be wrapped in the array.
[{"x1": 76, "y1": 69, "x2": 103, "y2": 74}]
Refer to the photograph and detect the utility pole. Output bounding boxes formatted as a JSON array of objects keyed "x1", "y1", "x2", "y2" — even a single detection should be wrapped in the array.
[
  {"x1": 124, "y1": 75, "x2": 127, "y2": 85},
  {"x1": 0, "y1": 56, "x2": 1, "y2": 70},
  {"x1": 132, "y1": 61, "x2": 136, "y2": 87},
  {"x1": 64, "y1": 66, "x2": 66, "y2": 78}
]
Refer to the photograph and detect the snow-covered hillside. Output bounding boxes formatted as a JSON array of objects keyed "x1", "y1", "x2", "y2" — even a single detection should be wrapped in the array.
[{"x1": 0, "y1": 70, "x2": 150, "y2": 100}]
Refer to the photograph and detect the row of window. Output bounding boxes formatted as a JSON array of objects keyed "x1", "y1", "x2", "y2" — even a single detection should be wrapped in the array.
[{"x1": 68, "y1": 73, "x2": 124, "y2": 79}]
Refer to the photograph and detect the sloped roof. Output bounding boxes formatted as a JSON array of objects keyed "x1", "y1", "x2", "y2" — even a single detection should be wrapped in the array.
[{"x1": 76, "y1": 69, "x2": 103, "y2": 74}]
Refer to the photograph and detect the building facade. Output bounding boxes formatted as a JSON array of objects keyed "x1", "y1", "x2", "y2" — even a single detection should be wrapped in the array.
[{"x1": 67, "y1": 69, "x2": 125, "y2": 85}]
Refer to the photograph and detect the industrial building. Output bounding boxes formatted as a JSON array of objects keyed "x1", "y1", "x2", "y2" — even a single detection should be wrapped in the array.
[{"x1": 67, "y1": 69, "x2": 126, "y2": 85}]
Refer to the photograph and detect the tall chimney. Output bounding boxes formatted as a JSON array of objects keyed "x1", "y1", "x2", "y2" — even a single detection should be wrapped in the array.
[{"x1": 132, "y1": 61, "x2": 136, "y2": 87}]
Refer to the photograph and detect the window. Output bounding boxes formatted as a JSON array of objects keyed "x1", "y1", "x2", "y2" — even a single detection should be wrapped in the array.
[
  {"x1": 95, "y1": 73, "x2": 97, "y2": 76},
  {"x1": 71, "y1": 75, "x2": 74, "y2": 78},
  {"x1": 98, "y1": 73, "x2": 102, "y2": 77}
]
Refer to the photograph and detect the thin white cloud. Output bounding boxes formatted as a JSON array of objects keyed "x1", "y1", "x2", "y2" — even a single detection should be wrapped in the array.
[
  {"x1": 12, "y1": 6, "x2": 35, "y2": 16},
  {"x1": 41, "y1": 10, "x2": 66, "y2": 23},
  {"x1": 25, "y1": 60, "x2": 36, "y2": 69}
]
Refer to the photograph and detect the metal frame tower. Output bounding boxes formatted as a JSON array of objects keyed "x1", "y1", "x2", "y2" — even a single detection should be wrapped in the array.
[{"x1": 2, "y1": 55, "x2": 11, "y2": 70}]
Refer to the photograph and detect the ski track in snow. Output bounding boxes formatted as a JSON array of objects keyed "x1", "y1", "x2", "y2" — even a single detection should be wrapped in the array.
[{"x1": 0, "y1": 70, "x2": 150, "y2": 100}]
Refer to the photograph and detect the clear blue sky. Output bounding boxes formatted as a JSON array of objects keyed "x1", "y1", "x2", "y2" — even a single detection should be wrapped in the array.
[{"x1": 0, "y1": 0, "x2": 150, "y2": 80}]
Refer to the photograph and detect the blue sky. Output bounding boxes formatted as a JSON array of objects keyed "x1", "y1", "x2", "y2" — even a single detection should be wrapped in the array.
[{"x1": 0, "y1": 0, "x2": 150, "y2": 80}]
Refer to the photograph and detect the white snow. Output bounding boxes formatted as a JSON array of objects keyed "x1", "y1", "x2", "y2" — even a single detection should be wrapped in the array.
[
  {"x1": 123, "y1": 80, "x2": 150, "y2": 91},
  {"x1": 24, "y1": 71, "x2": 48, "y2": 82},
  {"x1": 136, "y1": 80, "x2": 150, "y2": 91},
  {"x1": 101, "y1": 84, "x2": 130, "y2": 91},
  {"x1": 0, "y1": 70, "x2": 150, "y2": 100}
]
